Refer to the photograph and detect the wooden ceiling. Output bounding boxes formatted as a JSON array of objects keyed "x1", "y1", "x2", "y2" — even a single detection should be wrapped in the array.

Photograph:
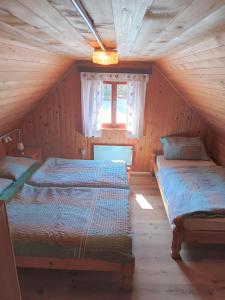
[
  {"x1": 1, "y1": 0, "x2": 224, "y2": 60},
  {"x1": 0, "y1": 0, "x2": 225, "y2": 136}
]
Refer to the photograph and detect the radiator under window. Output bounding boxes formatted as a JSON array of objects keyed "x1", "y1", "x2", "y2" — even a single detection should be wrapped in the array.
[{"x1": 93, "y1": 144, "x2": 133, "y2": 166}]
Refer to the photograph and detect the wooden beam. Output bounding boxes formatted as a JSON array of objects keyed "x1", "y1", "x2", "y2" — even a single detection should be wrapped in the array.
[{"x1": 76, "y1": 60, "x2": 152, "y2": 73}]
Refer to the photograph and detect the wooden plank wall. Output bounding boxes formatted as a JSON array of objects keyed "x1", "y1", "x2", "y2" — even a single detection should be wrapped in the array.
[
  {"x1": 0, "y1": 40, "x2": 73, "y2": 135},
  {"x1": 0, "y1": 201, "x2": 21, "y2": 300},
  {"x1": 20, "y1": 63, "x2": 208, "y2": 172},
  {"x1": 207, "y1": 129, "x2": 225, "y2": 166},
  {"x1": 157, "y1": 28, "x2": 225, "y2": 166}
]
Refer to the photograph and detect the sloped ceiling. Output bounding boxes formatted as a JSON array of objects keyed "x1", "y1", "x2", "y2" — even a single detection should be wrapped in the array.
[
  {"x1": 157, "y1": 5, "x2": 225, "y2": 135},
  {"x1": 0, "y1": 45, "x2": 73, "y2": 135},
  {"x1": 0, "y1": 0, "x2": 225, "y2": 135}
]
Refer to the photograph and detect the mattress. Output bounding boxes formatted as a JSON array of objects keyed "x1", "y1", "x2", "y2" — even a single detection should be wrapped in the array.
[
  {"x1": 28, "y1": 158, "x2": 129, "y2": 189},
  {"x1": 7, "y1": 184, "x2": 133, "y2": 264},
  {"x1": 156, "y1": 155, "x2": 216, "y2": 170},
  {"x1": 157, "y1": 165, "x2": 225, "y2": 224}
]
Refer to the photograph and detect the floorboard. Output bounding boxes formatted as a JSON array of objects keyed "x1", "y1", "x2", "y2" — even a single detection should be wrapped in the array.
[{"x1": 18, "y1": 174, "x2": 225, "y2": 300}]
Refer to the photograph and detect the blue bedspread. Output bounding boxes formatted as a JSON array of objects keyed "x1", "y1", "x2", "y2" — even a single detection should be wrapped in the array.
[
  {"x1": 28, "y1": 158, "x2": 129, "y2": 189},
  {"x1": 157, "y1": 166, "x2": 225, "y2": 224}
]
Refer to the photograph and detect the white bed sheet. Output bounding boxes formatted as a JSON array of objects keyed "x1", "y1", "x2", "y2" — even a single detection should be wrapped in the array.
[{"x1": 156, "y1": 155, "x2": 216, "y2": 170}]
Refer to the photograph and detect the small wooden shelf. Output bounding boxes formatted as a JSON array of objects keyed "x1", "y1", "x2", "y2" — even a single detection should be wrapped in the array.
[{"x1": 9, "y1": 147, "x2": 42, "y2": 164}]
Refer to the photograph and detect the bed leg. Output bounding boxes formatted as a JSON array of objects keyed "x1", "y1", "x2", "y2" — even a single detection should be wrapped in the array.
[
  {"x1": 121, "y1": 263, "x2": 134, "y2": 292},
  {"x1": 171, "y1": 226, "x2": 183, "y2": 260}
]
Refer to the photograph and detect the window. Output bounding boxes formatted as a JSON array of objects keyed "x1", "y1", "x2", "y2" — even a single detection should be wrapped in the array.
[
  {"x1": 80, "y1": 72, "x2": 149, "y2": 138},
  {"x1": 102, "y1": 81, "x2": 128, "y2": 129}
]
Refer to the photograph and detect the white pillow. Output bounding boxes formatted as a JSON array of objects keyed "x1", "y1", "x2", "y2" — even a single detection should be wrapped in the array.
[{"x1": 0, "y1": 156, "x2": 36, "y2": 180}]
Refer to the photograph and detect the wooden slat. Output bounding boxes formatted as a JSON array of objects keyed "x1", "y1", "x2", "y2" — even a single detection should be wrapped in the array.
[
  {"x1": 131, "y1": 0, "x2": 193, "y2": 59},
  {"x1": 112, "y1": 0, "x2": 152, "y2": 57},
  {"x1": 153, "y1": 4, "x2": 225, "y2": 59},
  {"x1": 149, "y1": 0, "x2": 225, "y2": 58},
  {"x1": 49, "y1": 0, "x2": 116, "y2": 49},
  {"x1": 14, "y1": 0, "x2": 91, "y2": 55},
  {"x1": 0, "y1": 40, "x2": 73, "y2": 135},
  {"x1": 0, "y1": 42, "x2": 73, "y2": 64},
  {"x1": 0, "y1": 0, "x2": 91, "y2": 56},
  {"x1": 0, "y1": 78, "x2": 58, "y2": 91}
]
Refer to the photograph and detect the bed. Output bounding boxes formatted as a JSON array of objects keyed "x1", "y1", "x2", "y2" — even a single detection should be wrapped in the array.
[
  {"x1": 0, "y1": 156, "x2": 134, "y2": 290},
  {"x1": 28, "y1": 157, "x2": 129, "y2": 189},
  {"x1": 153, "y1": 154, "x2": 225, "y2": 260}
]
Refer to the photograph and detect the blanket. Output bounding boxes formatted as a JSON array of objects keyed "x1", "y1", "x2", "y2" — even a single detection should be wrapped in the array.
[
  {"x1": 157, "y1": 166, "x2": 225, "y2": 224},
  {"x1": 7, "y1": 184, "x2": 133, "y2": 263},
  {"x1": 28, "y1": 158, "x2": 128, "y2": 189}
]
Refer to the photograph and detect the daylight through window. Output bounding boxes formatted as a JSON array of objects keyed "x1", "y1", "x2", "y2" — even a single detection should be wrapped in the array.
[{"x1": 102, "y1": 81, "x2": 128, "y2": 129}]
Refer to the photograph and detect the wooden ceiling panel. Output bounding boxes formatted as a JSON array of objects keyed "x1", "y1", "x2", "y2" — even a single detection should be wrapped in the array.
[
  {"x1": 0, "y1": 0, "x2": 224, "y2": 60},
  {"x1": 112, "y1": 0, "x2": 153, "y2": 57},
  {"x1": 0, "y1": 0, "x2": 91, "y2": 57},
  {"x1": 130, "y1": 0, "x2": 193, "y2": 59},
  {"x1": 50, "y1": 0, "x2": 116, "y2": 49},
  {"x1": 149, "y1": 0, "x2": 225, "y2": 58},
  {"x1": 19, "y1": 0, "x2": 91, "y2": 55},
  {"x1": 0, "y1": 40, "x2": 73, "y2": 135},
  {"x1": 157, "y1": 23, "x2": 225, "y2": 135}
]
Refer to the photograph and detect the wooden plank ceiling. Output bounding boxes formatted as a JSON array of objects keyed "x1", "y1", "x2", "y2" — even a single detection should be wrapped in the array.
[{"x1": 0, "y1": 0, "x2": 224, "y2": 135}]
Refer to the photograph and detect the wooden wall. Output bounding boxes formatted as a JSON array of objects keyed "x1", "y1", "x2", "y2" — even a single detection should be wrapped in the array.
[
  {"x1": 20, "y1": 63, "x2": 208, "y2": 172},
  {"x1": 157, "y1": 28, "x2": 225, "y2": 166},
  {"x1": 0, "y1": 41, "x2": 73, "y2": 135},
  {"x1": 0, "y1": 201, "x2": 21, "y2": 300},
  {"x1": 206, "y1": 128, "x2": 225, "y2": 167}
]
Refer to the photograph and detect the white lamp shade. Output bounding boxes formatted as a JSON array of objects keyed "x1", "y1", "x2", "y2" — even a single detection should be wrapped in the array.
[{"x1": 17, "y1": 142, "x2": 24, "y2": 152}]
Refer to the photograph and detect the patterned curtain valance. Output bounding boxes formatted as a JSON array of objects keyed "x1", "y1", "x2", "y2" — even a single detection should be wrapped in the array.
[{"x1": 80, "y1": 72, "x2": 149, "y2": 82}]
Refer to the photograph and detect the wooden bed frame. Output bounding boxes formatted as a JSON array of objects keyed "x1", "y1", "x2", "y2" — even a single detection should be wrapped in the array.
[
  {"x1": 16, "y1": 256, "x2": 135, "y2": 291},
  {"x1": 0, "y1": 146, "x2": 134, "y2": 291},
  {"x1": 151, "y1": 152, "x2": 225, "y2": 260},
  {"x1": 0, "y1": 201, "x2": 21, "y2": 300}
]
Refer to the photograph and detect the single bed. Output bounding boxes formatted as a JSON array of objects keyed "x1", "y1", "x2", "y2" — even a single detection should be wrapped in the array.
[
  {"x1": 28, "y1": 157, "x2": 129, "y2": 189},
  {"x1": 153, "y1": 154, "x2": 225, "y2": 259}
]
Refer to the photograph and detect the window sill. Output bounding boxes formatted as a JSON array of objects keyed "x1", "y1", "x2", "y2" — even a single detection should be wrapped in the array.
[{"x1": 102, "y1": 128, "x2": 126, "y2": 131}]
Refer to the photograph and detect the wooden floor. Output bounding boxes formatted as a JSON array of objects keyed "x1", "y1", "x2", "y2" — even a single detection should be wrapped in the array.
[{"x1": 18, "y1": 175, "x2": 225, "y2": 300}]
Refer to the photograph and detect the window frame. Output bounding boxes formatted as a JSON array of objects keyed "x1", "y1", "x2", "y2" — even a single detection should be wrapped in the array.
[{"x1": 102, "y1": 81, "x2": 127, "y2": 129}]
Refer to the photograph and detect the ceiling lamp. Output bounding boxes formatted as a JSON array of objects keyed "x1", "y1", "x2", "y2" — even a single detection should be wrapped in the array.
[
  {"x1": 93, "y1": 49, "x2": 118, "y2": 65},
  {"x1": 71, "y1": 0, "x2": 119, "y2": 65}
]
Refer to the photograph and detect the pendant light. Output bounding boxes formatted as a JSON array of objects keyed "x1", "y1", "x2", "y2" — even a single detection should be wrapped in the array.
[{"x1": 71, "y1": 0, "x2": 119, "y2": 65}]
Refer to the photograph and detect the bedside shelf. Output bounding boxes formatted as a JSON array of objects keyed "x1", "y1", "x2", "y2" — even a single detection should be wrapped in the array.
[{"x1": 9, "y1": 147, "x2": 43, "y2": 164}]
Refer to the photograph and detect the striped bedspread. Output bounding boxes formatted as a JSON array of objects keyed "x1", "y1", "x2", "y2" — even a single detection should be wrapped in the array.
[
  {"x1": 6, "y1": 184, "x2": 133, "y2": 263},
  {"x1": 157, "y1": 166, "x2": 225, "y2": 224},
  {"x1": 28, "y1": 158, "x2": 128, "y2": 189}
]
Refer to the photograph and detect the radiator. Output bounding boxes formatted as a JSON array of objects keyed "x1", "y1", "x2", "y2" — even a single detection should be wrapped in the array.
[{"x1": 93, "y1": 144, "x2": 133, "y2": 166}]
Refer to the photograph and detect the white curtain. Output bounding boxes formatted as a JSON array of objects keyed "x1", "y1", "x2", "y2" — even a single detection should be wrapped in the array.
[
  {"x1": 81, "y1": 73, "x2": 103, "y2": 137},
  {"x1": 126, "y1": 79, "x2": 148, "y2": 138},
  {"x1": 80, "y1": 72, "x2": 149, "y2": 138}
]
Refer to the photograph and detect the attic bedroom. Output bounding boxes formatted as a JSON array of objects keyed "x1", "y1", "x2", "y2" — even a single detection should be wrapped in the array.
[{"x1": 0, "y1": 1, "x2": 225, "y2": 299}]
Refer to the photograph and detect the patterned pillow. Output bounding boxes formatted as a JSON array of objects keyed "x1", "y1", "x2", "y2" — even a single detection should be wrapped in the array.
[
  {"x1": 160, "y1": 136, "x2": 209, "y2": 160},
  {"x1": 0, "y1": 156, "x2": 36, "y2": 180},
  {"x1": 0, "y1": 178, "x2": 13, "y2": 195}
]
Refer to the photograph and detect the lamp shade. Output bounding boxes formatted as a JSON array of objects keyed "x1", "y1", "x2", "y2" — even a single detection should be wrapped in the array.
[
  {"x1": 17, "y1": 142, "x2": 24, "y2": 153},
  {"x1": 93, "y1": 50, "x2": 118, "y2": 65}
]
